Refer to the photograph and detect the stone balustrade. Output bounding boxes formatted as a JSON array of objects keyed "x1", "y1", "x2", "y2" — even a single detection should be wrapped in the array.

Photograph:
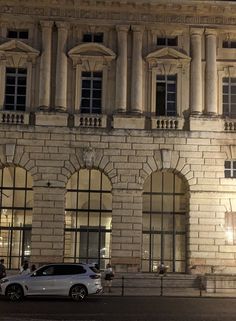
[
  {"x1": 74, "y1": 114, "x2": 107, "y2": 128},
  {"x1": 0, "y1": 111, "x2": 29, "y2": 125},
  {"x1": 151, "y1": 117, "x2": 184, "y2": 130},
  {"x1": 224, "y1": 121, "x2": 236, "y2": 131}
]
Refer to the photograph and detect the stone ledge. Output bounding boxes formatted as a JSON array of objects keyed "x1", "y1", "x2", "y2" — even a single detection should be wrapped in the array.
[
  {"x1": 112, "y1": 114, "x2": 145, "y2": 129},
  {"x1": 35, "y1": 112, "x2": 68, "y2": 127},
  {"x1": 189, "y1": 116, "x2": 224, "y2": 132}
]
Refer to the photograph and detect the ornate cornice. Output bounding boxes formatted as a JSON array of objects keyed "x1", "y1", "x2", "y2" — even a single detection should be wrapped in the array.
[{"x1": 1, "y1": 2, "x2": 236, "y2": 27}]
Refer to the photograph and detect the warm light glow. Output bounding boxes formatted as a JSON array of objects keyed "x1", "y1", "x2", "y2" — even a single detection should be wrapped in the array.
[{"x1": 226, "y1": 227, "x2": 234, "y2": 244}]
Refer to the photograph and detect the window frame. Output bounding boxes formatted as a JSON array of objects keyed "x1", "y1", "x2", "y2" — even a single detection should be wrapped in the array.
[
  {"x1": 156, "y1": 74, "x2": 177, "y2": 116},
  {"x1": 7, "y1": 29, "x2": 29, "y2": 40},
  {"x1": 82, "y1": 32, "x2": 104, "y2": 43},
  {"x1": 222, "y1": 77, "x2": 236, "y2": 118},
  {"x1": 0, "y1": 40, "x2": 39, "y2": 112},
  {"x1": 142, "y1": 171, "x2": 187, "y2": 273},
  {"x1": 68, "y1": 43, "x2": 116, "y2": 114},
  {"x1": 4, "y1": 67, "x2": 27, "y2": 111},
  {"x1": 224, "y1": 160, "x2": 236, "y2": 178},
  {"x1": 80, "y1": 71, "x2": 103, "y2": 114}
]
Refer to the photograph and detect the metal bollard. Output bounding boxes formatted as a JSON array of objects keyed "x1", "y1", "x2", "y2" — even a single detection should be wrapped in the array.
[
  {"x1": 160, "y1": 275, "x2": 163, "y2": 296},
  {"x1": 121, "y1": 276, "x2": 124, "y2": 296}
]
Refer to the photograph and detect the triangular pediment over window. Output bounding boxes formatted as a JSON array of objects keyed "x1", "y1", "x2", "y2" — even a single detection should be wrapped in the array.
[
  {"x1": 0, "y1": 39, "x2": 39, "y2": 55},
  {"x1": 68, "y1": 43, "x2": 116, "y2": 66},
  {"x1": 0, "y1": 40, "x2": 39, "y2": 66},
  {"x1": 146, "y1": 47, "x2": 191, "y2": 66}
]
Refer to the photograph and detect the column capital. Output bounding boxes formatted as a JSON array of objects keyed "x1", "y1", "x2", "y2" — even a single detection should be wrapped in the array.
[
  {"x1": 131, "y1": 25, "x2": 144, "y2": 33},
  {"x1": 55, "y1": 21, "x2": 70, "y2": 30},
  {"x1": 205, "y1": 28, "x2": 217, "y2": 37},
  {"x1": 40, "y1": 20, "x2": 54, "y2": 29},
  {"x1": 190, "y1": 28, "x2": 204, "y2": 36},
  {"x1": 116, "y1": 25, "x2": 130, "y2": 33}
]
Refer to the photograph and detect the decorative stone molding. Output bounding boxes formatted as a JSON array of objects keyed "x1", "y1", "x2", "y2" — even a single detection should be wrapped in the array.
[
  {"x1": 146, "y1": 47, "x2": 190, "y2": 116},
  {"x1": 82, "y1": 147, "x2": 95, "y2": 169},
  {"x1": 0, "y1": 40, "x2": 39, "y2": 66},
  {"x1": 68, "y1": 43, "x2": 116, "y2": 68},
  {"x1": 0, "y1": 40, "x2": 39, "y2": 110},
  {"x1": 68, "y1": 43, "x2": 116, "y2": 112},
  {"x1": 146, "y1": 47, "x2": 191, "y2": 70},
  {"x1": 5, "y1": 143, "x2": 16, "y2": 163}
]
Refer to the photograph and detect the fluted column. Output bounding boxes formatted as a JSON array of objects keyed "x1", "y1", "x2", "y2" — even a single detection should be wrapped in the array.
[
  {"x1": 131, "y1": 25, "x2": 144, "y2": 114},
  {"x1": 205, "y1": 29, "x2": 217, "y2": 115},
  {"x1": 190, "y1": 28, "x2": 203, "y2": 115},
  {"x1": 55, "y1": 22, "x2": 69, "y2": 111},
  {"x1": 38, "y1": 21, "x2": 53, "y2": 109},
  {"x1": 115, "y1": 25, "x2": 129, "y2": 113}
]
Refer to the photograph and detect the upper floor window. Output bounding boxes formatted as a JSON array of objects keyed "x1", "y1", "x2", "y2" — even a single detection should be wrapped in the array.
[
  {"x1": 82, "y1": 33, "x2": 104, "y2": 43},
  {"x1": 223, "y1": 77, "x2": 236, "y2": 118},
  {"x1": 223, "y1": 40, "x2": 236, "y2": 49},
  {"x1": 156, "y1": 75, "x2": 177, "y2": 116},
  {"x1": 224, "y1": 160, "x2": 236, "y2": 178},
  {"x1": 4, "y1": 67, "x2": 27, "y2": 111},
  {"x1": 80, "y1": 71, "x2": 102, "y2": 114},
  {"x1": 157, "y1": 37, "x2": 178, "y2": 47},
  {"x1": 7, "y1": 29, "x2": 29, "y2": 39}
]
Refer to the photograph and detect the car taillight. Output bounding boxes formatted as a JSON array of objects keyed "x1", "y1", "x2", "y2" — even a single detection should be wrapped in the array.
[{"x1": 89, "y1": 274, "x2": 100, "y2": 279}]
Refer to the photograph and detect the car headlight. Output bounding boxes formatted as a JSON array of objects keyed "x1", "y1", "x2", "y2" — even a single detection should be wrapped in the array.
[{"x1": 0, "y1": 278, "x2": 9, "y2": 284}]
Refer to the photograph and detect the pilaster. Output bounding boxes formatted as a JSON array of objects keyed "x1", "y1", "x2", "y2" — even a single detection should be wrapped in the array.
[
  {"x1": 111, "y1": 188, "x2": 142, "y2": 272},
  {"x1": 190, "y1": 28, "x2": 203, "y2": 115},
  {"x1": 55, "y1": 21, "x2": 69, "y2": 111},
  {"x1": 38, "y1": 21, "x2": 53, "y2": 110},
  {"x1": 131, "y1": 25, "x2": 144, "y2": 114},
  {"x1": 115, "y1": 25, "x2": 129, "y2": 113},
  {"x1": 205, "y1": 29, "x2": 218, "y2": 115}
]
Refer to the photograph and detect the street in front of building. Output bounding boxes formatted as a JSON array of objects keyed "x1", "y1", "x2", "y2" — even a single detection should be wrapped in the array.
[{"x1": 0, "y1": 296, "x2": 236, "y2": 321}]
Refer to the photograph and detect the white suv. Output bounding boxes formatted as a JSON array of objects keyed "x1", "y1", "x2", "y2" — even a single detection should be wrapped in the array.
[{"x1": 0, "y1": 263, "x2": 102, "y2": 301}]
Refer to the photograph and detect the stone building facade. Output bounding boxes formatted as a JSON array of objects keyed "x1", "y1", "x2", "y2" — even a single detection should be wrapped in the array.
[{"x1": 1, "y1": 0, "x2": 236, "y2": 274}]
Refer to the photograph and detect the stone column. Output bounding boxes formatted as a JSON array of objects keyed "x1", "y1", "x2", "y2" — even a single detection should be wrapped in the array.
[
  {"x1": 55, "y1": 22, "x2": 69, "y2": 111},
  {"x1": 190, "y1": 28, "x2": 203, "y2": 115},
  {"x1": 115, "y1": 25, "x2": 129, "y2": 113},
  {"x1": 38, "y1": 21, "x2": 53, "y2": 110},
  {"x1": 111, "y1": 188, "x2": 142, "y2": 272},
  {"x1": 131, "y1": 25, "x2": 144, "y2": 114},
  {"x1": 205, "y1": 29, "x2": 217, "y2": 115}
]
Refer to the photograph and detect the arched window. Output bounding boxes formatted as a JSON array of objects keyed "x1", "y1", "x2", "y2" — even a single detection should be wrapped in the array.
[
  {"x1": 0, "y1": 167, "x2": 33, "y2": 269},
  {"x1": 65, "y1": 169, "x2": 112, "y2": 269},
  {"x1": 142, "y1": 171, "x2": 187, "y2": 273}
]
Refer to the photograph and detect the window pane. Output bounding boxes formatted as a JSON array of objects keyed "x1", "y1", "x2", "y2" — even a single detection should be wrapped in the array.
[{"x1": 83, "y1": 33, "x2": 92, "y2": 42}]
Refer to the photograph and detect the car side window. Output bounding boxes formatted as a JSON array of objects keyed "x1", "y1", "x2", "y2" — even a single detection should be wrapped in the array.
[
  {"x1": 53, "y1": 265, "x2": 87, "y2": 275},
  {"x1": 33, "y1": 266, "x2": 55, "y2": 276}
]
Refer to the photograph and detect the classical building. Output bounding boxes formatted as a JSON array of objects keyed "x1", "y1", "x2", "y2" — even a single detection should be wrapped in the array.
[{"x1": 1, "y1": 0, "x2": 236, "y2": 275}]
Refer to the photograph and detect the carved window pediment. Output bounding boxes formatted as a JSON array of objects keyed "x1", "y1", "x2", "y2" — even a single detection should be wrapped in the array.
[
  {"x1": 0, "y1": 39, "x2": 39, "y2": 66},
  {"x1": 146, "y1": 47, "x2": 191, "y2": 68},
  {"x1": 68, "y1": 43, "x2": 116, "y2": 68}
]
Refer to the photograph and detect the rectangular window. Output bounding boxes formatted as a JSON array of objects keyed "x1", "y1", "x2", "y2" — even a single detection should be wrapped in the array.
[
  {"x1": 80, "y1": 71, "x2": 102, "y2": 114},
  {"x1": 224, "y1": 160, "x2": 236, "y2": 178},
  {"x1": 223, "y1": 77, "x2": 236, "y2": 118},
  {"x1": 4, "y1": 67, "x2": 27, "y2": 111},
  {"x1": 7, "y1": 29, "x2": 29, "y2": 39},
  {"x1": 157, "y1": 37, "x2": 178, "y2": 46},
  {"x1": 156, "y1": 75, "x2": 177, "y2": 116},
  {"x1": 223, "y1": 40, "x2": 236, "y2": 48},
  {"x1": 82, "y1": 33, "x2": 103, "y2": 43}
]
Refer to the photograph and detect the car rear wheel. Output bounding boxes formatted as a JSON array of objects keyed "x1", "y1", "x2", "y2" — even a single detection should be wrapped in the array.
[
  {"x1": 70, "y1": 285, "x2": 87, "y2": 301},
  {"x1": 6, "y1": 284, "x2": 24, "y2": 302}
]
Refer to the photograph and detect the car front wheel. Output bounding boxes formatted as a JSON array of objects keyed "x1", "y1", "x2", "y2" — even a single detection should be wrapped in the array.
[
  {"x1": 70, "y1": 285, "x2": 87, "y2": 301},
  {"x1": 6, "y1": 284, "x2": 24, "y2": 302}
]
